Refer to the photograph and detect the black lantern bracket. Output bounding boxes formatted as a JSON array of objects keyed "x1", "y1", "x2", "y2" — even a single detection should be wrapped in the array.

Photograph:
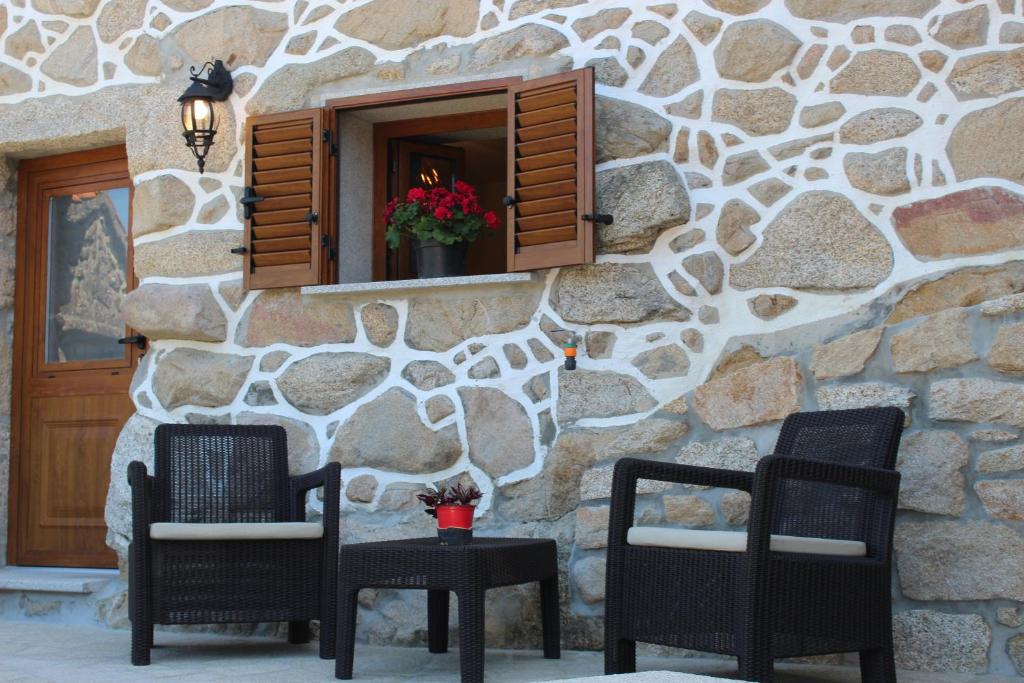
[{"x1": 179, "y1": 59, "x2": 234, "y2": 102}]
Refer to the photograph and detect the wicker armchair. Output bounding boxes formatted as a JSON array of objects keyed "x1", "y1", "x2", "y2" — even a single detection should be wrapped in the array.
[
  {"x1": 604, "y1": 407, "x2": 904, "y2": 682},
  {"x1": 128, "y1": 424, "x2": 340, "y2": 665}
]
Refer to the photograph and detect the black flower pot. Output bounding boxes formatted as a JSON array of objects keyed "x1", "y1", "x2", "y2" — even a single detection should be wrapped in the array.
[
  {"x1": 413, "y1": 239, "x2": 467, "y2": 279},
  {"x1": 438, "y1": 528, "x2": 473, "y2": 546}
]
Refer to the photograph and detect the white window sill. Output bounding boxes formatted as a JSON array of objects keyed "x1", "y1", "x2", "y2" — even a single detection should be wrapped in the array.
[{"x1": 302, "y1": 272, "x2": 537, "y2": 296}]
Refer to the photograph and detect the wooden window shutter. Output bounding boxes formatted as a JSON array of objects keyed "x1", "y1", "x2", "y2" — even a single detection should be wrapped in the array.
[
  {"x1": 242, "y1": 108, "x2": 328, "y2": 289},
  {"x1": 506, "y1": 68, "x2": 595, "y2": 272}
]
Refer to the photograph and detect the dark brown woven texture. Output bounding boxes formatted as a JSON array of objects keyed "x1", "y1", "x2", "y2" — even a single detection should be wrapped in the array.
[
  {"x1": 128, "y1": 424, "x2": 340, "y2": 665},
  {"x1": 334, "y1": 537, "x2": 560, "y2": 683},
  {"x1": 604, "y1": 407, "x2": 904, "y2": 682}
]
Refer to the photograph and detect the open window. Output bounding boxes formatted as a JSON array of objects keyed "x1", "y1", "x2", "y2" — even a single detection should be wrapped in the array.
[{"x1": 240, "y1": 68, "x2": 596, "y2": 290}]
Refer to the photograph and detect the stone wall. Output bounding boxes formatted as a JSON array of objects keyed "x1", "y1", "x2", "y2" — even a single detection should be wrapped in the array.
[{"x1": 2, "y1": 0, "x2": 1024, "y2": 674}]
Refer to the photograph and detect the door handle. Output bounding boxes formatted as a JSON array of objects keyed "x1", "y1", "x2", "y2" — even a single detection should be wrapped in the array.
[{"x1": 118, "y1": 335, "x2": 147, "y2": 350}]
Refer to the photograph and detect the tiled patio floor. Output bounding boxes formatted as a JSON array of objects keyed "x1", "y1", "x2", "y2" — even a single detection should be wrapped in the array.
[{"x1": 0, "y1": 621, "x2": 1015, "y2": 682}]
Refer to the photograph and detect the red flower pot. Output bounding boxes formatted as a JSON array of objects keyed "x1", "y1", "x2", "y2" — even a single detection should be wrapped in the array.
[{"x1": 435, "y1": 504, "x2": 475, "y2": 530}]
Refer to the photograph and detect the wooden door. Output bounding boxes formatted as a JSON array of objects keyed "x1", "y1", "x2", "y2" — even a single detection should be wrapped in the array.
[{"x1": 11, "y1": 146, "x2": 137, "y2": 568}]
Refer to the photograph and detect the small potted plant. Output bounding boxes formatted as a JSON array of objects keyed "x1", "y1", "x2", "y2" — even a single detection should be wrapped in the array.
[
  {"x1": 417, "y1": 483, "x2": 483, "y2": 545},
  {"x1": 382, "y1": 180, "x2": 501, "y2": 279}
]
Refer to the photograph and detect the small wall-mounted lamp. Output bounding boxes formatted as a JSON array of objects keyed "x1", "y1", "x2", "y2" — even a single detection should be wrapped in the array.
[{"x1": 178, "y1": 59, "x2": 233, "y2": 174}]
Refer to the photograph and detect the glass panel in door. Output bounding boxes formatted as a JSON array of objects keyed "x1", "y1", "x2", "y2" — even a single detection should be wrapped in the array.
[{"x1": 44, "y1": 187, "x2": 130, "y2": 364}]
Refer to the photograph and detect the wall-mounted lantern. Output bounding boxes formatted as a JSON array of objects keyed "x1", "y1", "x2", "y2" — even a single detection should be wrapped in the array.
[{"x1": 178, "y1": 59, "x2": 233, "y2": 174}]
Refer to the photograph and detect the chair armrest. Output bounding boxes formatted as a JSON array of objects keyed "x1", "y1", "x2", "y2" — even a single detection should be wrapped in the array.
[
  {"x1": 607, "y1": 457, "x2": 755, "y2": 549},
  {"x1": 754, "y1": 454, "x2": 900, "y2": 497},
  {"x1": 746, "y1": 454, "x2": 901, "y2": 560},
  {"x1": 615, "y1": 457, "x2": 755, "y2": 490},
  {"x1": 128, "y1": 461, "x2": 155, "y2": 545},
  {"x1": 289, "y1": 462, "x2": 341, "y2": 527}
]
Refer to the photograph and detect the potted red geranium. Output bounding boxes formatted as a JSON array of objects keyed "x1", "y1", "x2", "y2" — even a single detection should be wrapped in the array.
[
  {"x1": 383, "y1": 180, "x2": 500, "y2": 278},
  {"x1": 417, "y1": 483, "x2": 483, "y2": 545}
]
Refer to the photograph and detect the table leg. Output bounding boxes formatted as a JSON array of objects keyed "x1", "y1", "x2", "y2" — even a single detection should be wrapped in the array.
[
  {"x1": 540, "y1": 576, "x2": 561, "y2": 659},
  {"x1": 457, "y1": 589, "x2": 486, "y2": 683},
  {"x1": 428, "y1": 590, "x2": 450, "y2": 653},
  {"x1": 288, "y1": 621, "x2": 310, "y2": 644},
  {"x1": 334, "y1": 589, "x2": 359, "y2": 680}
]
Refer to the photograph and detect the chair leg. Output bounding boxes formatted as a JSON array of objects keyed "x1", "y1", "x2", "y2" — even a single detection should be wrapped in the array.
[
  {"x1": 860, "y1": 647, "x2": 896, "y2": 683},
  {"x1": 320, "y1": 538, "x2": 339, "y2": 660},
  {"x1": 319, "y1": 611, "x2": 338, "y2": 660},
  {"x1": 604, "y1": 636, "x2": 636, "y2": 675},
  {"x1": 737, "y1": 655, "x2": 774, "y2": 682},
  {"x1": 129, "y1": 542, "x2": 152, "y2": 666},
  {"x1": 737, "y1": 587, "x2": 773, "y2": 682},
  {"x1": 131, "y1": 617, "x2": 152, "y2": 666},
  {"x1": 334, "y1": 590, "x2": 359, "y2": 680},
  {"x1": 288, "y1": 621, "x2": 310, "y2": 644}
]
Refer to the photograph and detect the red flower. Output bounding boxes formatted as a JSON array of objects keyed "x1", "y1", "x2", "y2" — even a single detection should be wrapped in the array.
[
  {"x1": 434, "y1": 206, "x2": 453, "y2": 221},
  {"x1": 484, "y1": 211, "x2": 500, "y2": 230},
  {"x1": 459, "y1": 194, "x2": 479, "y2": 214},
  {"x1": 454, "y1": 180, "x2": 475, "y2": 196},
  {"x1": 406, "y1": 187, "x2": 427, "y2": 202},
  {"x1": 425, "y1": 187, "x2": 451, "y2": 211}
]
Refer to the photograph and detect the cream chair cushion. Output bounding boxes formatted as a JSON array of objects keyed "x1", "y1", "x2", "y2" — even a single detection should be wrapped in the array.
[
  {"x1": 150, "y1": 522, "x2": 324, "y2": 541},
  {"x1": 627, "y1": 526, "x2": 866, "y2": 557}
]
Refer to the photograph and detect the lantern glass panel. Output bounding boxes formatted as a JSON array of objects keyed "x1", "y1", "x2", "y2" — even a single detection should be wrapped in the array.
[{"x1": 181, "y1": 97, "x2": 216, "y2": 134}]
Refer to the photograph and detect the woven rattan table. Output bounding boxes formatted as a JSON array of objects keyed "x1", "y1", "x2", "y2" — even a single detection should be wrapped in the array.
[{"x1": 334, "y1": 537, "x2": 560, "y2": 682}]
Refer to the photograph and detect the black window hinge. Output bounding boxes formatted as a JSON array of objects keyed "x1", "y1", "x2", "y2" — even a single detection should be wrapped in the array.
[
  {"x1": 502, "y1": 195, "x2": 516, "y2": 207},
  {"x1": 322, "y1": 130, "x2": 337, "y2": 156},
  {"x1": 306, "y1": 211, "x2": 319, "y2": 224},
  {"x1": 322, "y1": 235, "x2": 337, "y2": 261},
  {"x1": 230, "y1": 246, "x2": 247, "y2": 254}
]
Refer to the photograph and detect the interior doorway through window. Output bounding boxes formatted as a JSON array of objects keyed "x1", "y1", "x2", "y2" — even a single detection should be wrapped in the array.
[{"x1": 336, "y1": 94, "x2": 509, "y2": 284}]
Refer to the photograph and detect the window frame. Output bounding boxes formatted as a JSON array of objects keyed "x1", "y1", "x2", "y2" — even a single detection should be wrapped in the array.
[
  {"x1": 240, "y1": 72, "x2": 598, "y2": 290},
  {"x1": 325, "y1": 76, "x2": 523, "y2": 285}
]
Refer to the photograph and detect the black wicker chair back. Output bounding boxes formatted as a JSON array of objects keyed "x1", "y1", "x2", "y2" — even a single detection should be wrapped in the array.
[
  {"x1": 769, "y1": 407, "x2": 904, "y2": 553},
  {"x1": 774, "y1": 407, "x2": 903, "y2": 467},
  {"x1": 153, "y1": 424, "x2": 291, "y2": 524}
]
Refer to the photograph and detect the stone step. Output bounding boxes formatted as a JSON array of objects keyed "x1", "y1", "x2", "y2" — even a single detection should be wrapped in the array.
[
  {"x1": 0, "y1": 566, "x2": 120, "y2": 625},
  {"x1": 0, "y1": 566, "x2": 117, "y2": 594}
]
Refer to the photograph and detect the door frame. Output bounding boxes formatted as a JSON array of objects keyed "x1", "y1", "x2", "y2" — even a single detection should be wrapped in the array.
[{"x1": 8, "y1": 145, "x2": 136, "y2": 567}]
